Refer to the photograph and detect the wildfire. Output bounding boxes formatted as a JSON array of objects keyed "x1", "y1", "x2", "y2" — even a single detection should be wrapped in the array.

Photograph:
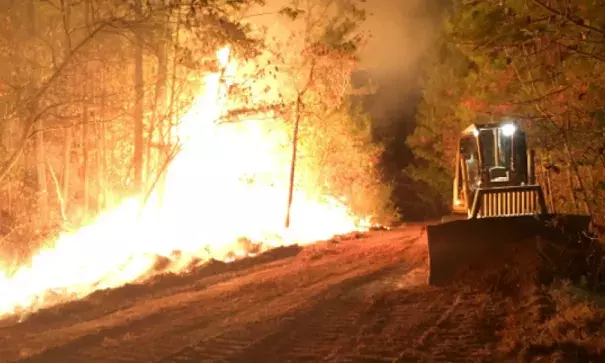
[{"x1": 0, "y1": 46, "x2": 371, "y2": 317}]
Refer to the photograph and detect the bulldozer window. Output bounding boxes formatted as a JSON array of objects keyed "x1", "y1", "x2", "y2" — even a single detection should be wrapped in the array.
[
  {"x1": 514, "y1": 132, "x2": 529, "y2": 183},
  {"x1": 459, "y1": 136, "x2": 480, "y2": 190},
  {"x1": 478, "y1": 129, "x2": 513, "y2": 169},
  {"x1": 477, "y1": 128, "x2": 517, "y2": 183},
  {"x1": 498, "y1": 132, "x2": 512, "y2": 167},
  {"x1": 478, "y1": 131, "x2": 495, "y2": 168},
  {"x1": 459, "y1": 136, "x2": 477, "y2": 159}
]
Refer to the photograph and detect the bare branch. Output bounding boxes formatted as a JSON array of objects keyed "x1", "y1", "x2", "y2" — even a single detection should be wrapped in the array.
[
  {"x1": 555, "y1": 40, "x2": 605, "y2": 62},
  {"x1": 509, "y1": 86, "x2": 571, "y2": 105},
  {"x1": 532, "y1": 0, "x2": 605, "y2": 36},
  {"x1": 0, "y1": 17, "x2": 118, "y2": 184}
]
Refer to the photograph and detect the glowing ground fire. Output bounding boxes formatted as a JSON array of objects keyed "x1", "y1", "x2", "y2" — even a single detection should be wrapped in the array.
[{"x1": 0, "y1": 47, "x2": 371, "y2": 317}]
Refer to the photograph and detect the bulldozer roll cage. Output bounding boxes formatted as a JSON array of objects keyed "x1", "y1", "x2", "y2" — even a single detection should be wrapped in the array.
[{"x1": 450, "y1": 122, "x2": 547, "y2": 219}]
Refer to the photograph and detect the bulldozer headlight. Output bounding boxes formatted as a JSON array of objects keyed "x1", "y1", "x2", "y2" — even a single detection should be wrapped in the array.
[{"x1": 500, "y1": 123, "x2": 516, "y2": 136}]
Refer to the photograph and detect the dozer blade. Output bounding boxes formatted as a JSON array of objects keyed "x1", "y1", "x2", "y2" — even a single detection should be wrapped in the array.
[{"x1": 426, "y1": 214, "x2": 591, "y2": 286}]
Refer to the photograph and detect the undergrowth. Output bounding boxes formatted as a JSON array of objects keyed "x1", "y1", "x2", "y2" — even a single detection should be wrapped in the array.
[{"x1": 500, "y1": 279, "x2": 605, "y2": 363}]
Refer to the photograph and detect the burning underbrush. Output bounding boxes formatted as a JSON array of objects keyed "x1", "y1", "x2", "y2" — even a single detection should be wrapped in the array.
[
  {"x1": 0, "y1": 45, "x2": 383, "y2": 317},
  {"x1": 2, "y1": 229, "x2": 375, "y2": 322}
]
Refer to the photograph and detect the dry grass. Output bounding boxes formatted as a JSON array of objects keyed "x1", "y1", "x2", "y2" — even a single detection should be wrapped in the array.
[{"x1": 498, "y1": 280, "x2": 605, "y2": 362}]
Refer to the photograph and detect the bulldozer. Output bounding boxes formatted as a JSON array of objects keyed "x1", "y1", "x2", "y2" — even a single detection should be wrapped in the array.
[{"x1": 426, "y1": 121, "x2": 591, "y2": 286}]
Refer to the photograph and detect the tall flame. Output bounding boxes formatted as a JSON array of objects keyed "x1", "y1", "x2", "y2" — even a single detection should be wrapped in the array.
[{"x1": 0, "y1": 47, "x2": 370, "y2": 317}]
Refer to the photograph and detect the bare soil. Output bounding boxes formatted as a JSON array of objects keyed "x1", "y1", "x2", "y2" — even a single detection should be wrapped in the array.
[{"x1": 1, "y1": 224, "x2": 604, "y2": 363}]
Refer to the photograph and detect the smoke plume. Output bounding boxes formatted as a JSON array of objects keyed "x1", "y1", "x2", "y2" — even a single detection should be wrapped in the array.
[{"x1": 358, "y1": 0, "x2": 443, "y2": 125}]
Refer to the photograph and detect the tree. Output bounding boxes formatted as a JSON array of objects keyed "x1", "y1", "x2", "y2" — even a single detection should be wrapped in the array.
[
  {"x1": 133, "y1": 0, "x2": 145, "y2": 193},
  {"x1": 0, "y1": 0, "x2": 265, "y2": 264},
  {"x1": 408, "y1": 0, "x2": 605, "y2": 223},
  {"x1": 272, "y1": 0, "x2": 396, "y2": 225}
]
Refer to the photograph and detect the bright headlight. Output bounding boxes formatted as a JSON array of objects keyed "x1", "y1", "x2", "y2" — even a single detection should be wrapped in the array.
[{"x1": 500, "y1": 123, "x2": 516, "y2": 137}]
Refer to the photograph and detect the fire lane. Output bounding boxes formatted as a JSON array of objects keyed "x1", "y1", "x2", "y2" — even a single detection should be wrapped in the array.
[{"x1": 0, "y1": 225, "x2": 508, "y2": 363}]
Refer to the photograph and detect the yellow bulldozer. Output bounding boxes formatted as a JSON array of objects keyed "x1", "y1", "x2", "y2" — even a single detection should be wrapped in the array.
[{"x1": 426, "y1": 121, "x2": 591, "y2": 286}]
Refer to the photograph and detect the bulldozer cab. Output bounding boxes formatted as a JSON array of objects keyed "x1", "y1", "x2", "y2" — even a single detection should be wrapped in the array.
[{"x1": 451, "y1": 122, "x2": 546, "y2": 218}]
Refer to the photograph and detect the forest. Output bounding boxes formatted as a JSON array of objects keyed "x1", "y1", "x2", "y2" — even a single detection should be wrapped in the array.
[
  {"x1": 0, "y1": 0, "x2": 396, "y2": 270},
  {"x1": 1, "y1": 0, "x2": 604, "y2": 272},
  {"x1": 408, "y1": 0, "x2": 605, "y2": 225}
]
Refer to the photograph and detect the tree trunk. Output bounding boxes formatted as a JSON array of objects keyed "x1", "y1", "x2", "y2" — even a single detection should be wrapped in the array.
[
  {"x1": 560, "y1": 128, "x2": 592, "y2": 215},
  {"x1": 133, "y1": 0, "x2": 145, "y2": 194},
  {"x1": 161, "y1": 8, "x2": 181, "y2": 207},
  {"x1": 285, "y1": 96, "x2": 302, "y2": 228},
  {"x1": 29, "y1": 0, "x2": 48, "y2": 228},
  {"x1": 61, "y1": 0, "x2": 72, "y2": 220},
  {"x1": 153, "y1": 14, "x2": 169, "y2": 206},
  {"x1": 81, "y1": 95, "x2": 89, "y2": 219},
  {"x1": 169, "y1": 8, "x2": 181, "y2": 147},
  {"x1": 35, "y1": 111, "x2": 48, "y2": 226},
  {"x1": 146, "y1": 16, "x2": 168, "y2": 201},
  {"x1": 97, "y1": 69, "x2": 107, "y2": 211},
  {"x1": 565, "y1": 167, "x2": 578, "y2": 213},
  {"x1": 6, "y1": 112, "x2": 15, "y2": 218},
  {"x1": 545, "y1": 165, "x2": 556, "y2": 213},
  {"x1": 81, "y1": 0, "x2": 92, "y2": 219},
  {"x1": 62, "y1": 127, "x2": 72, "y2": 215}
]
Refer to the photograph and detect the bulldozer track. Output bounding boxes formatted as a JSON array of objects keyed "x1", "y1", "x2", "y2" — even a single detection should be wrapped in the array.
[
  {"x1": 155, "y1": 259, "x2": 424, "y2": 363},
  {"x1": 154, "y1": 265, "x2": 506, "y2": 363}
]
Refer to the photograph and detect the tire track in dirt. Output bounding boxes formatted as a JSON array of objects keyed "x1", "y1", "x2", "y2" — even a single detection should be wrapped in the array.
[
  {"x1": 125, "y1": 237, "x2": 421, "y2": 363},
  {"x1": 7, "y1": 225, "x2": 512, "y2": 363},
  {"x1": 0, "y1": 247, "x2": 306, "y2": 362},
  {"x1": 340, "y1": 288, "x2": 458, "y2": 363},
  {"x1": 155, "y1": 238, "x2": 428, "y2": 363},
  {"x1": 5, "y1": 228, "x2": 424, "y2": 363},
  {"x1": 393, "y1": 290, "x2": 509, "y2": 363}
]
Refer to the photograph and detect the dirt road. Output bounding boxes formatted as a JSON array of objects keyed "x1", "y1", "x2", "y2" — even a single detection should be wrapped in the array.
[{"x1": 0, "y1": 225, "x2": 602, "y2": 363}]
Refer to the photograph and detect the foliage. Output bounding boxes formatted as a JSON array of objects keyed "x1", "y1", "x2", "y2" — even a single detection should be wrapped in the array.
[
  {"x1": 298, "y1": 102, "x2": 395, "y2": 223},
  {"x1": 408, "y1": 0, "x2": 605, "y2": 222},
  {"x1": 220, "y1": 0, "x2": 396, "y2": 224},
  {"x1": 271, "y1": 0, "x2": 397, "y2": 224}
]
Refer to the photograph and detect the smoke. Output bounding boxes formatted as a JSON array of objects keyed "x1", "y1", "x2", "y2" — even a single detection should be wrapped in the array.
[
  {"x1": 357, "y1": 0, "x2": 443, "y2": 124},
  {"x1": 359, "y1": 0, "x2": 441, "y2": 80},
  {"x1": 354, "y1": 0, "x2": 446, "y2": 220},
  {"x1": 238, "y1": 0, "x2": 446, "y2": 219},
  {"x1": 241, "y1": 0, "x2": 443, "y2": 127}
]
